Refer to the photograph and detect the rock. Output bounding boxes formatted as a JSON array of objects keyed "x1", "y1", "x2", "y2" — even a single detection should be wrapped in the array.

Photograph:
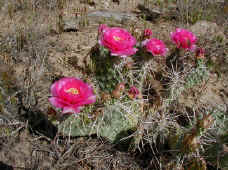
[
  {"x1": 87, "y1": 10, "x2": 137, "y2": 22},
  {"x1": 62, "y1": 10, "x2": 137, "y2": 31},
  {"x1": 137, "y1": 4, "x2": 162, "y2": 21},
  {"x1": 63, "y1": 18, "x2": 79, "y2": 32},
  {"x1": 190, "y1": 21, "x2": 225, "y2": 38},
  {"x1": 93, "y1": 0, "x2": 113, "y2": 9}
]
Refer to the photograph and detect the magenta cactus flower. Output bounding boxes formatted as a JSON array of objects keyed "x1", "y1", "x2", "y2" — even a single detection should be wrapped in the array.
[
  {"x1": 98, "y1": 26, "x2": 138, "y2": 58},
  {"x1": 128, "y1": 86, "x2": 140, "y2": 99},
  {"x1": 170, "y1": 28, "x2": 197, "y2": 51},
  {"x1": 142, "y1": 38, "x2": 168, "y2": 56},
  {"x1": 98, "y1": 24, "x2": 108, "y2": 34},
  {"x1": 49, "y1": 77, "x2": 96, "y2": 114},
  {"x1": 144, "y1": 29, "x2": 153, "y2": 38}
]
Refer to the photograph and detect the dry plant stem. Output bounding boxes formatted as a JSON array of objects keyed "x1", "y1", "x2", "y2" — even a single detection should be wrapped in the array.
[
  {"x1": 57, "y1": 0, "x2": 65, "y2": 33},
  {"x1": 181, "y1": 113, "x2": 214, "y2": 153}
]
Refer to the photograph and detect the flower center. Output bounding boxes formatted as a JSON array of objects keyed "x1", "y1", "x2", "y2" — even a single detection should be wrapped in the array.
[
  {"x1": 65, "y1": 88, "x2": 79, "y2": 95},
  {"x1": 113, "y1": 36, "x2": 122, "y2": 41}
]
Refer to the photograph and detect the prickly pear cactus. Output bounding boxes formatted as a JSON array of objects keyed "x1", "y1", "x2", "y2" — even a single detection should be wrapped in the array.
[
  {"x1": 59, "y1": 43, "x2": 143, "y2": 143},
  {"x1": 58, "y1": 99, "x2": 141, "y2": 143},
  {"x1": 89, "y1": 45, "x2": 122, "y2": 92},
  {"x1": 164, "y1": 58, "x2": 209, "y2": 107},
  {"x1": 204, "y1": 109, "x2": 228, "y2": 169},
  {"x1": 206, "y1": 134, "x2": 228, "y2": 170},
  {"x1": 187, "y1": 157, "x2": 207, "y2": 170},
  {"x1": 184, "y1": 59, "x2": 209, "y2": 89}
]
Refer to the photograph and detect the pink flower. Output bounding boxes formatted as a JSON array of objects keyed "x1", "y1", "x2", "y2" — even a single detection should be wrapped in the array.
[
  {"x1": 98, "y1": 24, "x2": 108, "y2": 34},
  {"x1": 128, "y1": 86, "x2": 139, "y2": 99},
  {"x1": 99, "y1": 26, "x2": 138, "y2": 58},
  {"x1": 49, "y1": 77, "x2": 96, "y2": 114},
  {"x1": 142, "y1": 38, "x2": 168, "y2": 56},
  {"x1": 170, "y1": 28, "x2": 197, "y2": 51},
  {"x1": 144, "y1": 29, "x2": 153, "y2": 38}
]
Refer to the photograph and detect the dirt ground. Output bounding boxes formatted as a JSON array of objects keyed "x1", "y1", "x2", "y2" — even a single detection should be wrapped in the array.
[{"x1": 0, "y1": 0, "x2": 227, "y2": 169}]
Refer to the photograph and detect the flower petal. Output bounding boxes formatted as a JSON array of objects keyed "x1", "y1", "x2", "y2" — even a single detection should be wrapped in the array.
[
  {"x1": 74, "y1": 95, "x2": 96, "y2": 106},
  {"x1": 190, "y1": 44, "x2": 197, "y2": 52},
  {"x1": 49, "y1": 97, "x2": 67, "y2": 108},
  {"x1": 85, "y1": 95, "x2": 96, "y2": 104},
  {"x1": 62, "y1": 106, "x2": 81, "y2": 114},
  {"x1": 111, "y1": 47, "x2": 138, "y2": 57},
  {"x1": 50, "y1": 82, "x2": 58, "y2": 96},
  {"x1": 142, "y1": 39, "x2": 149, "y2": 46}
]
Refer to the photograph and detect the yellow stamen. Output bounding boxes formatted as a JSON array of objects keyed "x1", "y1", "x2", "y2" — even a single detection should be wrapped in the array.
[
  {"x1": 113, "y1": 36, "x2": 122, "y2": 41},
  {"x1": 66, "y1": 88, "x2": 79, "y2": 95}
]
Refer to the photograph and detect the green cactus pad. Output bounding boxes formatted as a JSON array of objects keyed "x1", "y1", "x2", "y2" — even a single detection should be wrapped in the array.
[{"x1": 58, "y1": 101, "x2": 140, "y2": 143}]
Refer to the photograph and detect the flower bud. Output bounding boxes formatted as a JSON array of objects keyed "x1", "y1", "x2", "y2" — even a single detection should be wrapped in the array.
[
  {"x1": 182, "y1": 132, "x2": 199, "y2": 153},
  {"x1": 115, "y1": 83, "x2": 125, "y2": 91},
  {"x1": 101, "y1": 92, "x2": 111, "y2": 101},
  {"x1": 143, "y1": 29, "x2": 153, "y2": 39},
  {"x1": 198, "y1": 114, "x2": 214, "y2": 129},
  {"x1": 195, "y1": 48, "x2": 205, "y2": 59},
  {"x1": 112, "y1": 89, "x2": 121, "y2": 99},
  {"x1": 128, "y1": 86, "x2": 140, "y2": 99}
]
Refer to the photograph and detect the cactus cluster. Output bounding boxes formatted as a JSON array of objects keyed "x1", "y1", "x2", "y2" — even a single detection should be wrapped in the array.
[{"x1": 55, "y1": 25, "x2": 228, "y2": 169}]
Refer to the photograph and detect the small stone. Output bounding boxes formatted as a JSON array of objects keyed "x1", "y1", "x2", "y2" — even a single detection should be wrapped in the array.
[
  {"x1": 88, "y1": 10, "x2": 137, "y2": 22},
  {"x1": 190, "y1": 21, "x2": 225, "y2": 39},
  {"x1": 63, "y1": 18, "x2": 78, "y2": 32}
]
